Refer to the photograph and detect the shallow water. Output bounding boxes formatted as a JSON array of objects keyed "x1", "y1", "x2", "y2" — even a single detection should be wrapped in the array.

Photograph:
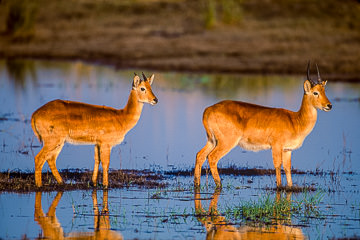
[
  {"x1": 1, "y1": 174, "x2": 360, "y2": 239},
  {"x1": 0, "y1": 59, "x2": 360, "y2": 239}
]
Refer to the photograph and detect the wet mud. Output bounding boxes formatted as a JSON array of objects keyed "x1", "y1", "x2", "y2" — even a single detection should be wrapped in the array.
[
  {"x1": 0, "y1": 169, "x2": 165, "y2": 192},
  {"x1": 1, "y1": 167, "x2": 349, "y2": 193}
]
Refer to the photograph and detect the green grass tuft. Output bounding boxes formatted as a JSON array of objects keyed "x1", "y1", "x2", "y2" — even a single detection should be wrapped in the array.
[{"x1": 225, "y1": 191, "x2": 324, "y2": 224}]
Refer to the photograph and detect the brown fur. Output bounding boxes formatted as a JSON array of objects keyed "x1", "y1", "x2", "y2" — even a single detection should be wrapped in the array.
[
  {"x1": 194, "y1": 77, "x2": 332, "y2": 188},
  {"x1": 31, "y1": 74, "x2": 158, "y2": 188}
]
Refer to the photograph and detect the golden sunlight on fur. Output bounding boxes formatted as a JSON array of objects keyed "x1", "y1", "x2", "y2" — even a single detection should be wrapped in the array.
[
  {"x1": 194, "y1": 63, "x2": 332, "y2": 188},
  {"x1": 31, "y1": 73, "x2": 158, "y2": 188}
]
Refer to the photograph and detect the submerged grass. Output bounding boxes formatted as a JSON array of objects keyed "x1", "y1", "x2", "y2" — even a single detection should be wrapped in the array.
[
  {"x1": 224, "y1": 191, "x2": 324, "y2": 225},
  {"x1": 0, "y1": 169, "x2": 166, "y2": 192}
]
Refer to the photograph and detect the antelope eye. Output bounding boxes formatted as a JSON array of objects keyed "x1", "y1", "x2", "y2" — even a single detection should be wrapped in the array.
[
  {"x1": 141, "y1": 87, "x2": 146, "y2": 91},
  {"x1": 313, "y1": 92, "x2": 319, "y2": 96}
]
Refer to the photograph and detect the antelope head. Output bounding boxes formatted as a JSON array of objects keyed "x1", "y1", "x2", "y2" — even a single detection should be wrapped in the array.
[
  {"x1": 304, "y1": 62, "x2": 332, "y2": 112},
  {"x1": 133, "y1": 72, "x2": 158, "y2": 105}
]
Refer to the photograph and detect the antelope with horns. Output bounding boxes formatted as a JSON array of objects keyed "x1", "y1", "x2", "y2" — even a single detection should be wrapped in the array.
[
  {"x1": 31, "y1": 73, "x2": 158, "y2": 188},
  {"x1": 194, "y1": 62, "x2": 332, "y2": 188}
]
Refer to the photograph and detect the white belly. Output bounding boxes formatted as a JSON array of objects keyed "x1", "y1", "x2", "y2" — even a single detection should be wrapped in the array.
[{"x1": 238, "y1": 139, "x2": 271, "y2": 152}]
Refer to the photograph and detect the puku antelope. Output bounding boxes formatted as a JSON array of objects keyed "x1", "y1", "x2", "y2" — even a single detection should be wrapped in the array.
[
  {"x1": 31, "y1": 73, "x2": 158, "y2": 188},
  {"x1": 194, "y1": 62, "x2": 332, "y2": 189}
]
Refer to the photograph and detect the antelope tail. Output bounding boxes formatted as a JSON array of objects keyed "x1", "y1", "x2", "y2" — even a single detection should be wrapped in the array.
[
  {"x1": 203, "y1": 108, "x2": 217, "y2": 146},
  {"x1": 31, "y1": 115, "x2": 42, "y2": 143}
]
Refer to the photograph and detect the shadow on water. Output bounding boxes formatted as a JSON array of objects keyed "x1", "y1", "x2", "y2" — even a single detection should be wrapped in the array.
[
  {"x1": 0, "y1": 171, "x2": 360, "y2": 239},
  {"x1": 157, "y1": 72, "x2": 301, "y2": 99},
  {"x1": 194, "y1": 189, "x2": 305, "y2": 239},
  {"x1": 34, "y1": 190, "x2": 123, "y2": 239},
  {"x1": 5, "y1": 59, "x2": 37, "y2": 90},
  {"x1": 3, "y1": 59, "x2": 301, "y2": 97}
]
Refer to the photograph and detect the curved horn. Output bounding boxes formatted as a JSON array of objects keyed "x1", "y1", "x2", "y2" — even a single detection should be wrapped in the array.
[
  {"x1": 142, "y1": 72, "x2": 147, "y2": 81},
  {"x1": 316, "y1": 63, "x2": 321, "y2": 83},
  {"x1": 307, "y1": 61, "x2": 311, "y2": 82},
  {"x1": 307, "y1": 61, "x2": 316, "y2": 86}
]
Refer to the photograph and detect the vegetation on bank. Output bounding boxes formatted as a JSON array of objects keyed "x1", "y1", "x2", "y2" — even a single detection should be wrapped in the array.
[
  {"x1": 1, "y1": 166, "x2": 350, "y2": 192},
  {"x1": 0, "y1": 169, "x2": 166, "y2": 192}
]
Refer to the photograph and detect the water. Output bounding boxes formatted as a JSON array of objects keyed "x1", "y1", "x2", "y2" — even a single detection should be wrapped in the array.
[
  {"x1": 0, "y1": 59, "x2": 359, "y2": 173},
  {"x1": 1, "y1": 174, "x2": 360, "y2": 239},
  {"x1": 0, "y1": 59, "x2": 360, "y2": 239}
]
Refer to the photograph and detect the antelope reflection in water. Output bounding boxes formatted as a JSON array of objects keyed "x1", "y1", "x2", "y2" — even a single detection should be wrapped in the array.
[
  {"x1": 34, "y1": 190, "x2": 122, "y2": 239},
  {"x1": 194, "y1": 190, "x2": 304, "y2": 239}
]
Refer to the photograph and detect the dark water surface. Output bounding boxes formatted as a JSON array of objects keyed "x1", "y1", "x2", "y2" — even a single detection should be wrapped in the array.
[{"x1": 0, "y1": 60, "x2": 360, "y2": 239}]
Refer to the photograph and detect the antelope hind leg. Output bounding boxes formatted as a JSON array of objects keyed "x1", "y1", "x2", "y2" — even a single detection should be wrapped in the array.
[
  {"x1": 99, "y1": 145, "x2": 111, "y2": 188},
  {"x1": 194, "y1": 141, "x2": 215, "y2": 187}
]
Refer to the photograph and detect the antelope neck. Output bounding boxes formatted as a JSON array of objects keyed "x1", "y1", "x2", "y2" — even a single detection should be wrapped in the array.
[
  {"x1": 122, "y1": 90, "x2": 144, "y2": 119},
  {"x1": 297, "y1": 93, "x2": 317, "y2": 131}
]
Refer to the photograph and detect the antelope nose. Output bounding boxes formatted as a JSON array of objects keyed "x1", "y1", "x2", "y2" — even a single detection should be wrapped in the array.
[
  {"x1": 327, "y1": 104, "x2": 332, "y2": 110},
  {"x1": 154, "y1": 97, "x2": 158, "y2": 104}
]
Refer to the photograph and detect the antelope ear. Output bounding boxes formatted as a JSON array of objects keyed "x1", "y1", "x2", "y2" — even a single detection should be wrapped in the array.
[
  {"x1": 149, "y1": 74, "x2": 155, "y2": 85},
  {"x1": 133, "y1": 75, "x2": 141, "y2": 89},
  {"x1": 322, "y1": 80, "x2": 327, "y2": 86},
  {"x1": 304, "y1": 80, "x2": 312, "y2": 94}
]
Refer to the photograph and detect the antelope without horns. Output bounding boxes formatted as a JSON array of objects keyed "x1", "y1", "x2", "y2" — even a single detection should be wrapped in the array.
[
  {"x1": 194, "y1": 62, "x2": 332, "y2": 188},
  {"x1": 31, "y1": 73, "x2": 158, "y2": 188}
]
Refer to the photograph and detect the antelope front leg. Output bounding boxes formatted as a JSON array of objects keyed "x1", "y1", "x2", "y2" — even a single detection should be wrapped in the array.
[
  {"x1": 282, "y1": 150, "x2": 293, "y2": 187},
  {"x1": 99, "y1": 145, "x2": 111, "y2": 188},
  {"x1": 92, "y1": 145, "x2": 100, "y2": 186},
  {"x1": 272, "y1": 147, "x2": 282, "y2": 188}
]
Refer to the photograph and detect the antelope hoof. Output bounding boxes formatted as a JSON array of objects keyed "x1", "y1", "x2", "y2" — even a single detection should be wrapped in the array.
[
  {"x1": 89, "y1": 181, "x2": 97, "y2": 188},
  {"x1": 194, "y1": 183, "x2": 201, "y2": 191}
]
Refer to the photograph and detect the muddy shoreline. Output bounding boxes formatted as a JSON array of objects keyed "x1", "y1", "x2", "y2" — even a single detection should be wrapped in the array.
[
  {"x1": 1, "y1": 167, "x2": 352, "y2": 193},
  {"x1": 0, "y1": 169, "x2": 166, "y2": 192},
  {"x1": 1, "y1": 0, "x2": 359, "y2": 82}
]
